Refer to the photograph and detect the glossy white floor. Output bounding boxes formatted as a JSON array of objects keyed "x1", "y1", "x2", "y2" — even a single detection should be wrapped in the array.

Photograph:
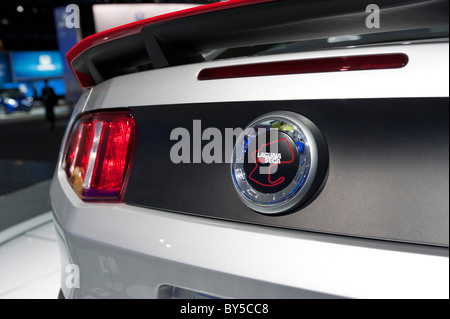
[{"x1": 0, "y1": 213, "x2": 60, "y2": 299}]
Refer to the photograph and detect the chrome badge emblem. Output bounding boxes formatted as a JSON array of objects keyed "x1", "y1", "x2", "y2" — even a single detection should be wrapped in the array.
[{"x1": 231, "y1": 111, "x2": 327, "y2": 214}]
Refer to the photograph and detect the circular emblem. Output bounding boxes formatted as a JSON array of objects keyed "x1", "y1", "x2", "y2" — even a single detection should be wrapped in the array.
[{"x1": 231, "y1": 111, "x2": 325, "y2": 214}]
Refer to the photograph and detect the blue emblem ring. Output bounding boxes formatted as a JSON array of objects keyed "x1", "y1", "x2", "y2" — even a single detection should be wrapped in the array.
[{"x1": 231, "y1": 111, "x2": 320, "y2": 214}]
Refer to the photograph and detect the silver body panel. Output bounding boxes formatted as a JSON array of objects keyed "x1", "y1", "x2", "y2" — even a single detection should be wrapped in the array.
[{"x1": 51, "y1": 43, "x2": 449, "y2": 299}]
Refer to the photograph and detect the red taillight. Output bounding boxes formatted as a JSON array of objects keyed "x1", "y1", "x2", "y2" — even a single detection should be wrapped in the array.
[
  {"x1": 63, "y1": 110, "x2": 136, "y2": 202},
  {"x1": 197, "y1": 53, "x2": 409, "y2": 80}
]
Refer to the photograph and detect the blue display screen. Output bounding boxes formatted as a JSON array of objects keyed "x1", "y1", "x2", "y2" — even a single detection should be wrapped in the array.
[
  {"x1": 1, "y1": 80, "x2": 66, "y2": 98},
  {"x1": 0, "y1": 54, "x2": 12, "y2": 85},
  {"x1": 35, "y1": 79, "x2": 66, "y2": 97},
  {"x1": 11, "y1": 51, "x2": 64, "y2": 80}
]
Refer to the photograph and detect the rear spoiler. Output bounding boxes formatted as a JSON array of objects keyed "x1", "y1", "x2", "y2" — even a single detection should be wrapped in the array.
[{"x1": 67, "y1": 0, "x2": 449, "y2": 88}]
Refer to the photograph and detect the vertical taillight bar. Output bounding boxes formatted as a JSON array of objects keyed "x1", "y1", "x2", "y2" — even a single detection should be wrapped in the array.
[{"x1": 63, "y1": 110, "x2": 136, "y2": 202}]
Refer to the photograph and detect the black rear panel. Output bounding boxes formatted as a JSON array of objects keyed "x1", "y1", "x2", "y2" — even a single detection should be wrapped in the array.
[{"x1": 124, "y1": 98, "x2": 449, "y2": 247}]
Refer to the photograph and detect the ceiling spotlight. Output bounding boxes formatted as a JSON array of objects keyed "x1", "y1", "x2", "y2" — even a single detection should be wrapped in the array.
[
  {"x1": 16, "y1": 5, "x2": 24, "y2": 13},
  {"x1": 1, "y1": 19, "x2": 9, "y2": 25}
]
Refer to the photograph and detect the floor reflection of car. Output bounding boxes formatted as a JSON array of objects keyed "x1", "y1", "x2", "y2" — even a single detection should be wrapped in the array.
[{"x1": 0, "y1": 88, "x2": 34, "y2": 114}]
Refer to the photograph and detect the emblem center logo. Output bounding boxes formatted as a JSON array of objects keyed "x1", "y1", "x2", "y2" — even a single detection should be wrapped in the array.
[{"x1": 231, "y1": 111, "x2": 326, "y2": 214}]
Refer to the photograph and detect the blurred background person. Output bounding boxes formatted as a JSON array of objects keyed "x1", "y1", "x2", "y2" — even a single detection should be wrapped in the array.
[{"x1": 42, "y1": 79, "x2": 56, "y2": 130}]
